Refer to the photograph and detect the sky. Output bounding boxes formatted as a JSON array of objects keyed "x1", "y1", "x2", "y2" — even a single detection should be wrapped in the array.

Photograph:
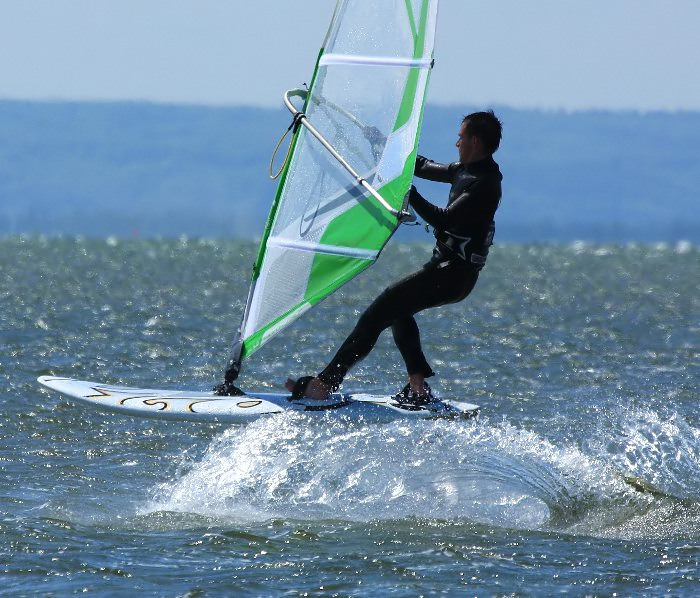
[{"x1": 1, "y1": 0, "x2": 699, "y2": 112}]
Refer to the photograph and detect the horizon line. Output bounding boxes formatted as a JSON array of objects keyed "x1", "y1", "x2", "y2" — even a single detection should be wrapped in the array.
[{"x1": 2, "y1": 97, "x2": 699, "y2": 116}]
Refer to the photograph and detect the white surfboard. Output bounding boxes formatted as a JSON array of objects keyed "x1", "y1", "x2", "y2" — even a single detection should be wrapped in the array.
[{"x1": 37, "y1": 376, "x2": 479, "y2": 423}]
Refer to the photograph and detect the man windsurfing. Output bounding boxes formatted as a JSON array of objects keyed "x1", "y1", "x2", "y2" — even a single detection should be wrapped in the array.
[{"x1": 286, "y1": 110, "x2": 503, "y2": 403}]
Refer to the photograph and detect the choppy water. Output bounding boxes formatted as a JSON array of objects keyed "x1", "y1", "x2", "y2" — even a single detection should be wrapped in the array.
[{"x1": 1, "y1": 236, "x2": 698, "y2": 596}]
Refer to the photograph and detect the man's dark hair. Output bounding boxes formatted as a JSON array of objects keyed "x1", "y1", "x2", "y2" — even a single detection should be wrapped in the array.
[{"x1": 462, "y1": 110, "x2": 502, "y2": 154}]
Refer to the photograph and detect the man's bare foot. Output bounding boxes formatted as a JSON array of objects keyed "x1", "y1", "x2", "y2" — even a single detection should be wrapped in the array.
[
  {"x1": 284, "y1": 377, "x2": 332, "y2": 400},
  {"x1": 408, "y1": 373, "x2": 428, "y2": 398}
]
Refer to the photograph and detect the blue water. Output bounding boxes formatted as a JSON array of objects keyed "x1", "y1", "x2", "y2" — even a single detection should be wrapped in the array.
[{"x1": 2, "y1": 236, "x2": 698, "y2": 595}]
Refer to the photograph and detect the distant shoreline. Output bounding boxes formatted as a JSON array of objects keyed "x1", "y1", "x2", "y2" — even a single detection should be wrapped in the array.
[{"x1": 2, "y1": 101, "x2": 698, "y2": 243}]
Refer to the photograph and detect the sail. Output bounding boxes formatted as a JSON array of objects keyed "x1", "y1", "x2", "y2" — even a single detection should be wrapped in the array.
[{"x1": 227, "y1": 0, "x2": 439, "y2": 379}]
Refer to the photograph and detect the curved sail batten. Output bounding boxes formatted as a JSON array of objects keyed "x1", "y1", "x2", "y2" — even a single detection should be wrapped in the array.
[{"x1": 228, "y1": 0, "x2": 439, "y2": 375}]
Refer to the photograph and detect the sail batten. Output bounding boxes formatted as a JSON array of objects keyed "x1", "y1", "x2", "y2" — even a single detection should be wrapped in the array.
[
  {"x1": 319, "y1": 54, "x2": 433, "y2": 68},
  {"x1": 225, "y1": 0, "x2": 439, "y2": 380},
  {"x1": 267, "y1": 236, "x2": 379, "y2": 261}
]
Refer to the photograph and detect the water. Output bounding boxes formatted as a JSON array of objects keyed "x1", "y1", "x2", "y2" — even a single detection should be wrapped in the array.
[{"x1": 1, "y1": 236, "x2": 698, "y2": 595}]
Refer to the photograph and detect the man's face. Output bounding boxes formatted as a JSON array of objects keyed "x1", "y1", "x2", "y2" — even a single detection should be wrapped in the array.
[{"x1": 456, "y1": 121, "x2": 479, "y2": 163}]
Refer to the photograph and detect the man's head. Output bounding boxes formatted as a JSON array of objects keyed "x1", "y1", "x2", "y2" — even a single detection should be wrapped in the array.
[{"x1": 456, "y1": 110, "x2": 502, "y2": 163}]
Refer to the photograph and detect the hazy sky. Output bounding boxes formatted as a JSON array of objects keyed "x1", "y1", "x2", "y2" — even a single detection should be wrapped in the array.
[{"x1": 2, "y1": 0, "x2": 699, "y2": 112}]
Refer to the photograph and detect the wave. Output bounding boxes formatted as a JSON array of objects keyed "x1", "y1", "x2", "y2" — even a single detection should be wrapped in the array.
[{"x1": 145, "y1": 405, "x2": 700, "y2": 540}]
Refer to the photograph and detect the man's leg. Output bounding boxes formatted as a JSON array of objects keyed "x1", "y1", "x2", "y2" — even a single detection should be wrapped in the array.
[
  {"x1": 391, "y1": 316, "x2": 433, "y2": 376},
  {"x1": 292, "y1": 262, "x2": 479, "y2": 398},
  {"x1": 391, "y1": 316, "x2": 434, "y2": 395}
]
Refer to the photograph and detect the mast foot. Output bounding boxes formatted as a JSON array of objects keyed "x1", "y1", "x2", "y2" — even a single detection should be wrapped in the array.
[{"x1": 213, "y1": 381, "x2": 245, "y2": 396}]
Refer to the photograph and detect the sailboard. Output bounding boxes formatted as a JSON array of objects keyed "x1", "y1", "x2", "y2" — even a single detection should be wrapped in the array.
[
  {"x1": 37, "y1": 376, "x2": 479, "y2": 423},
  {"x1": 39, "y1": 1, "x2": 462, "y2": 421}
]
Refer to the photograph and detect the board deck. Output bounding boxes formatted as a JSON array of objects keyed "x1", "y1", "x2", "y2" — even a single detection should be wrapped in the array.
[{"x1": 37, "y1": 376, "x2": 480, "y2": 423}]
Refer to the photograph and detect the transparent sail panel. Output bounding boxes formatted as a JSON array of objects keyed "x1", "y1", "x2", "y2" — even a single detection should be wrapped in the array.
[{"x1": 236, "y1": 0, "x2": 439, "y2": 361}]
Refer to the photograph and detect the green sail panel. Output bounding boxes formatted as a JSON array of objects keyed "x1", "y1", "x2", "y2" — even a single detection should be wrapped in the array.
[{"x1": 237, "y1": 0, "x2": 438, "y2": 363}]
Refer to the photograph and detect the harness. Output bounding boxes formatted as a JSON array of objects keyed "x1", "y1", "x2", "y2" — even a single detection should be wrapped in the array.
[{"x1": 434, "y1": 221, "x2": 495, "y2": 269}]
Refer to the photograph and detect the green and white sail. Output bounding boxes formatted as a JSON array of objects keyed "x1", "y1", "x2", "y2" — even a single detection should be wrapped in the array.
[{"x1": 226, "y1": 0, "x2": 439, "y2": 380}]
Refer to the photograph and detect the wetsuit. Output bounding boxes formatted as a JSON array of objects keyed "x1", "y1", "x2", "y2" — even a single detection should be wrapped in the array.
[{"x1": 316, "y1": 154, "x2": 503, "y2": 389}]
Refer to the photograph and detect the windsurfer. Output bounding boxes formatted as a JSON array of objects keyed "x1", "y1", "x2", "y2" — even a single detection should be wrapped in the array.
[{"x1": 287, "y1": 110, "x2": 503, "y2": 403}]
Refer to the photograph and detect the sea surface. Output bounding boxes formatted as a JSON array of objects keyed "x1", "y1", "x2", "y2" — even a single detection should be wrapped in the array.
[{"x1": 1, "y1": 236, "x2": 698, "y2": 596}]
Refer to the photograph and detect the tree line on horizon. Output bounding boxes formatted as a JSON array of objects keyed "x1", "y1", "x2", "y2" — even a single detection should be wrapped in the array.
[{"x1": 1, "y1": 100, "x2": 698, "y2": 242}]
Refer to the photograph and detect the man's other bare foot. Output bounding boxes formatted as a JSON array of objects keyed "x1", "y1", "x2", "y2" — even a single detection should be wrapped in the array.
[{"x1": 284, "y1": 377, "x2": 332, "y2": 400}]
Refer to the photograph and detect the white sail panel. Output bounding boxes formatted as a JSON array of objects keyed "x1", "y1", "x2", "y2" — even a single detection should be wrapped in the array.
[{"x1": 230, "y1": 0, "x2": 439, "y2": 370}]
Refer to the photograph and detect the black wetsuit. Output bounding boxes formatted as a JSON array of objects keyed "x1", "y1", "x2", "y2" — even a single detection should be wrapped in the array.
[{"x1": 317, "y1": 155, "x2": 502, "y2": 389}]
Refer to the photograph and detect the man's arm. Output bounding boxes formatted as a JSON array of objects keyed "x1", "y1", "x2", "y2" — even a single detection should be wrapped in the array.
[
  {"x1": 408, "y1": 185, "x2": 452, "y2": 229},
  {"x1": 414, "y1": 155, "x2": 454, "y2": 183},
  {"x1": 409, "y1": 180, "x2": 499, "y2": 232}
]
